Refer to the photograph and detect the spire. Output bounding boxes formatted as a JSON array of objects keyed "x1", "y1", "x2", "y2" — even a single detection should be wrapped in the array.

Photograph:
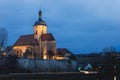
[
  {"x1": 34, "y1": 10, "x2": 46, "y2": 26},
  {"x1": 39, "y1": 10, "x2": 42, "y2": 20}
]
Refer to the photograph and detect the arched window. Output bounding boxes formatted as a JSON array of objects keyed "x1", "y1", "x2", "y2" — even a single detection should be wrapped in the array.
[{"x1": 35, "y1": 30, "x2": 38, "y2": 34}]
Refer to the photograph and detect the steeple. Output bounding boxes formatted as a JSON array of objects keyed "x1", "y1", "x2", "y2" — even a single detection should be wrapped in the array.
[
  {"x1": 39, "y1": 10, "x2": 42, "y2": 20},
  {"x1": 34, "y1": 10, "x2": 46, "y2": 26},
  {"x1": 34, "y1": 10, "x2": 47, "y2": 41}
]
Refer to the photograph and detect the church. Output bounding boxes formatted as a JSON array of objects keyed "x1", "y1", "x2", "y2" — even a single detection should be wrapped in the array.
[{"x1": 12, "y1": 10, "x2": 57, "y2": 59}]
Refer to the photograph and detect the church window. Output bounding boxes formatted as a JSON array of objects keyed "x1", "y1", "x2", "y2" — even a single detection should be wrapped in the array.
[{"x1": 35, "y1": 30, "x2": 38, "y2": 34}]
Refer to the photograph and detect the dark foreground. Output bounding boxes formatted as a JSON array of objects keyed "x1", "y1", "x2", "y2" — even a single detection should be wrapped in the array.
[{"x1": 0, "y1": 72, "x2": 119, "y2": 80}]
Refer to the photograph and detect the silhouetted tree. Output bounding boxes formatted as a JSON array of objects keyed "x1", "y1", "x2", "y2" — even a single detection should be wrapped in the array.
[
  {"x1": 7, "y1": 54, "x2": 18, "y2": 67},
  {"x1": 0, "y1": 27, "x2": 8, "y2": 51},
  {"x1": 102, "y1": 46, "x2": 118, "y2": 72},
  {"x1": 103, "y1": 46, "x2": 116, "y2": 54}
]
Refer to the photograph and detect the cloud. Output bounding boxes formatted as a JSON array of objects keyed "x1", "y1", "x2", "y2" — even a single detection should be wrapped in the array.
[{"x1": 0, "y1": 0, "x2": 120, "y2": 53}]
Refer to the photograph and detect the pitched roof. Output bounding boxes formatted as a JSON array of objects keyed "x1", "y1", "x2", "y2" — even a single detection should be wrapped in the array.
[
  {"x1": 57, "y1": 48, "x2": 72, "y2": 56},
  {"x1": 41, "y1": 33, "x2": 55, "y2": 41},
  {"x1": 14, "y1": 34, "x2": 39, "y2": 46}
]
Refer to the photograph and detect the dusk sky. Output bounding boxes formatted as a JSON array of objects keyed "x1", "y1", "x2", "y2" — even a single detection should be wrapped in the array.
[{"x1": 0, "y1": 0, "x2": 120, "y2": 53}]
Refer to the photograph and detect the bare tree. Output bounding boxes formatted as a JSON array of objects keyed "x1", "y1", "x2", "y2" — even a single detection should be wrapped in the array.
[
  {"x1": 102, "y1": 46, "x2": 118, "y2": 72},
  {"x1": 0, "y1": 27, "x2": 8, "y2": 50},
  {"x1": 103, "y1": 46, "x2": 116, "y2": 54}
]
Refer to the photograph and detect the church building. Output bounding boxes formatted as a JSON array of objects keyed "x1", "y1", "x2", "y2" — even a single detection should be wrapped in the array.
[{"x1": 12, "y1": 10, "x2": 57, "y2": 59}]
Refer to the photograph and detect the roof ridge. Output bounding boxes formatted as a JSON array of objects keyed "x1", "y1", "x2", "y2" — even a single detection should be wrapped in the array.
[
  {"x1": 20, "y1": 34, "x2": 33, "y2": 37},
  {"x1": 42, "y1": 33, "x2": 52, "y2": 35}
]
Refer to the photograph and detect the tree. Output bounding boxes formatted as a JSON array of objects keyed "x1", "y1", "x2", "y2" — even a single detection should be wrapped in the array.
[
  {"x1": 102, "y1": 46, "x2": 117, "y2": 64},
  {"x1": 103, "y1": 46, "x2": 116, "y2": 54},
  {"x1": 0, "y1": 27, "x2": 8, "y2": 50},
  {"x1": 102, "y1": 46, "x2": 118, "y2": 72},
  {"x1": 7, "y1": 54, "x2": 18, "y2": 67}
]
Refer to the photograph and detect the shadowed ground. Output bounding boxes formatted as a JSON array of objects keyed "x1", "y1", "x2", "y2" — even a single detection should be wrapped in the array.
[{"x1": 0, "y1": 72, "x2": 118, "y2": 80}]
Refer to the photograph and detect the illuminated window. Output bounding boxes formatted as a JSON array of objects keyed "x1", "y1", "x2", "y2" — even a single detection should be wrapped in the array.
[{"x1": 14, "y1": 48, "x2": 22, "y2": 57}]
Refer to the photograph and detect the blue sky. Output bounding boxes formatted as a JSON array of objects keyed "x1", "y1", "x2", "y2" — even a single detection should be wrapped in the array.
[{"x1": 0, "y1": 0, "x2": 120, "y2": 53}]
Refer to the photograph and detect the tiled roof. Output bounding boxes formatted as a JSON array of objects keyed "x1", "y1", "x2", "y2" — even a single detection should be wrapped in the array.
[
  {"x1": 14, "y1": 33, "x2": 55, "y2": 46},
  {"x1": 14, "y1": 34, "x2": 39, "y2": 46},
  {"x1": 41, "y1": 33, "x2": 55, "y2": 41}
]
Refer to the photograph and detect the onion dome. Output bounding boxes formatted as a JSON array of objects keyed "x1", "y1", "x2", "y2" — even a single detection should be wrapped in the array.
[{"x1": 34, "y1": 10, "x2": 46, "y2": 26}]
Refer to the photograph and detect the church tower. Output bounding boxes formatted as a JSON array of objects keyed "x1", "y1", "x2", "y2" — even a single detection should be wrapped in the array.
[
  {"x1": 13, "y1": 9, "x2": 56, "y2": 60},
  {"x1": 34, "y1": 10, "x2": 47, "y2": 41}
]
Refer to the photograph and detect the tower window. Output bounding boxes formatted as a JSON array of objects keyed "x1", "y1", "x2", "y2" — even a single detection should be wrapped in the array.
[
  {"x1": 35, "y1": 30, "x2": 38, "y2": 34},
  {"x1": 42, "y1": 30, "x2": 43, "y2": 34}
]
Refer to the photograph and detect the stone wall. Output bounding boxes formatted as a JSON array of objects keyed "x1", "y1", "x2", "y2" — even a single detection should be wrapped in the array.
[{"x1": 17, "y1": 59, "x2": 77, "y2": 72}]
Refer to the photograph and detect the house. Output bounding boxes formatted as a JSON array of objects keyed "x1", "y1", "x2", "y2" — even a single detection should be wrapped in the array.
[{"x1": 56, "y1": 48, "x2": 75, "y2": 60}]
